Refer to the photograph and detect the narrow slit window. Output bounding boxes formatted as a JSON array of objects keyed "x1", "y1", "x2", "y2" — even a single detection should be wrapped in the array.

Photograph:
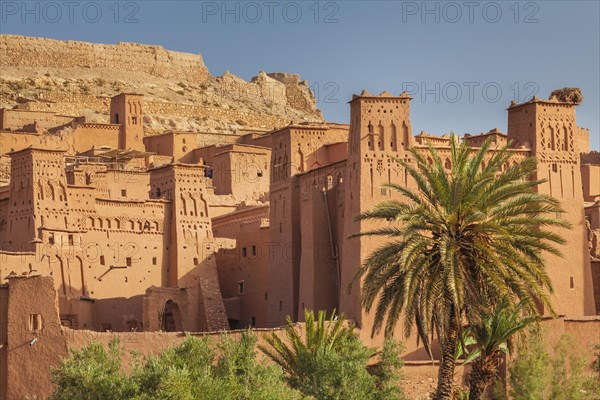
[{"x1": 29, "y1": 314, "x2": 42, "y2": 331}]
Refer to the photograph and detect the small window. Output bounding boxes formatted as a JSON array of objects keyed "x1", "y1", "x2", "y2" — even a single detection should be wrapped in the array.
[
  {"x1": 257, "y1": 171, "x2": 263, "y2": 177},
  {"x1": 100, "y1": 255, "x2": 105, "y2": 265},
  {"x1": 252, "y1": 245, "x2": 257, "y2": 256},
  {"x1": 152, "y1": 257, "x2": 157, "y2": 265},
  {"x1": 552, "y1": 164, "x2": 558, "y2": 173},
  {"x1": 49, "y1": 232, "x2": 55, "y2": 245},
  {"x1": 121, "y1": 189, "x2": 127, "y2": 197},
  {"x1": 251, "y1": 316, "x2": 256, "y2": 326},
  {"x1": 29, "y1": 314, "x2": 42, "y2": 331},
  {"x1": 131, "y1": 116, "x2": 137, "y2": 125},
  {"x1": 242, "y1": 247, "x2": 247, "y2": 257},
  {"x1": 238, "y1": 281, "x2": 245, "y2": 294},
  {"x1": 570, "y1": 277, "x2": 574, "y2": 289},
  {"x1": 193, "y1": 257, "x2": 198, "y2": 265},
  {"x1": 264, "y1": 292, "x2": 268, "y2": 301},
  {"x1": 68, "y1": 234, "x2": 74, "y2": 246},
  {"x1": 126, "y1": 257, "x2": 132, "y2": 267},
  {"x1": 279, "y1": 301, "x2": 283, "y2": 312}
]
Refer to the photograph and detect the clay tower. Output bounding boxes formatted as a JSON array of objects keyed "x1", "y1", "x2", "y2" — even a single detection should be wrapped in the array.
[
  {"x1": 341, "y1": 90, "x2": 414, "y2": 334},
  {"x1": 507, "y1": 95, "x2": 596, "y2": 316},
  {"x1": 110, "y1": 93, "x2": 144, "y2": 151}
]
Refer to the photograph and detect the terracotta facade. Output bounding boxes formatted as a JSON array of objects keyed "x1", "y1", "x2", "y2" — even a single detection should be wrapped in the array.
[{"x1": 1, "y1": 90, "x2": 599, "y2": 398}]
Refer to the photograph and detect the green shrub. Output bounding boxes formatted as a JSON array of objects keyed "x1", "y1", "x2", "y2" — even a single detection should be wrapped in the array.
[
  {"x1": 592, "y1": 344, "x2": 600, "y2": 375},
  {"x1": 51, "y1": 332, "x2": 302, "y2": 400},
  {"x1": 261, "y1": 309, "x2": 407, "y2": 400},
  {"x1": 215, "y1": 332, "x2": 301, "y2": 400},
  {"x1": 371, "y1": 340, "x2": 408, "y2": 400},
  {"x1": 488, "y1": 379, "x2": 508, "y2": 400},
  {"x1": 49, "y1": 338, "x2": 138, "y2": 400},
  {"x1": 51, "y1": 322, "x2": 408, "y2": 400},
  {"x1": 508, "y1": 334, "x2": 599, "y2": 400}
]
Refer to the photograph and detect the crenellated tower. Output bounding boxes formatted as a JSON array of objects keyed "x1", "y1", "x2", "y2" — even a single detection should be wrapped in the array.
[
  {"x1": 3, "y1": 148, "x2": 68, "y2": 253},
  {"x1": 149, "y1": 163, "x2": 228, "y2": 331},
  {"x1": 507, "y1": 95, "x2": 596, "y2": 316},
  {"x1": 341, "y1": 90, "x2": 415, "y2": 336}
]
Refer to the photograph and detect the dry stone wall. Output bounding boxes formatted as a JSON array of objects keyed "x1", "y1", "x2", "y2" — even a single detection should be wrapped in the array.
[
  {"x1": 0, "y1": 35, "x2": 210, "y2": 82},
  {"x1": 10, "y1": 93, "x2": 294, "y2": 131}
]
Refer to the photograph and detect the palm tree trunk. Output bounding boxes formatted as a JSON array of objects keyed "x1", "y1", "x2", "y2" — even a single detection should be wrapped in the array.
[
  {"x1": 434, "y1": 307, "x2": 459, "y2": 400},
  {"x1": 468, "y1": 355, "x2": 498, "y2": 400}
]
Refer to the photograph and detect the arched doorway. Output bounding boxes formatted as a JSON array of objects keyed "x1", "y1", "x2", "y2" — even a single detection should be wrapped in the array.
[{"x1": 161, "y1": 300, "x2": 183, "y2": 332}]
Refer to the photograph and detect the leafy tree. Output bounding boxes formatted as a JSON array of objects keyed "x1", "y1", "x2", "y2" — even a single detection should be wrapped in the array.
[
  {"x1": 51, "y1": 333, "x2": 303, "y2": 400},
  {"x1": 370, "y1": 340, "x2": 409, "y2": 400},
  {"x1": 131, "y1": 335, "x2": 225, "y2": 400},
  {"x1": 351, "y1": 135, "x2": 568, "y2": 399},
  {"x1": 49, "y1": 338, "x2": 138, "y2": 400},
  {"x1": 507, "y1": 333, "x2": 551, "y2": 400},
  {"x1": 214, "y1": 332, "x2": 301, "y2": 400},
  {"x1": 260, "y1": 309, "x2": 406, "y2": 400},
  {"x1": 508, "y1": 334, "x2": 599, "y2": 400}
]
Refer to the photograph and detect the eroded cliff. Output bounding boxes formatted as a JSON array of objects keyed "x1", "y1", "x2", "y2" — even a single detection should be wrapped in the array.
[{"x1": 0, "y1": 35, "x2": 322, "y2": 134}]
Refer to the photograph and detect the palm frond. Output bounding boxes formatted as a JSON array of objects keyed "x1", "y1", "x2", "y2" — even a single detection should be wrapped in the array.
[{"x1": 350, "y1": 134, "x2": 566, "y2": 362}]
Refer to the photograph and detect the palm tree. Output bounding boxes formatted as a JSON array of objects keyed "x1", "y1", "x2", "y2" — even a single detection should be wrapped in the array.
[
  {"x1": 259, "y1": 309, "x2": 357, "y2": 382},
  {"x1": 260, "y1": 309, "x2": 393, "y2": 400},
  {"x1": 466, "y1": 298, "x2": 538, "y2": 400},
  {"x1": 350, "y1": 135, "x2": 568, "y2": 400}
]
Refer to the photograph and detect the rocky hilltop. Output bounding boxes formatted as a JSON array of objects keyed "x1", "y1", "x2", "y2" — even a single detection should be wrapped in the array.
[{"x1": 0, "y1": 35, "x2": 322, "y2": 134}]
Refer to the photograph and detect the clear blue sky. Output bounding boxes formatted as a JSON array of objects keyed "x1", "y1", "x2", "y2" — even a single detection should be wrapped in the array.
[{"x1": 1, "y1": 0, "x2": 598, "y2": 149}]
